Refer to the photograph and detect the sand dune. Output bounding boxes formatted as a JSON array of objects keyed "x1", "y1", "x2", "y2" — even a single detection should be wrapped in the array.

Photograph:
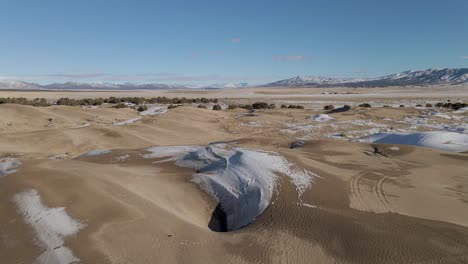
[{"x1": 1, "y1": 89, "x2": 468, "y2": 263}]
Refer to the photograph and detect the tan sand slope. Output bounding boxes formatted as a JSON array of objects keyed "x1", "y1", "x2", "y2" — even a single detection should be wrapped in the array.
[{"x1": 1, "y1": 101, "x2": 468, "y2": 264}]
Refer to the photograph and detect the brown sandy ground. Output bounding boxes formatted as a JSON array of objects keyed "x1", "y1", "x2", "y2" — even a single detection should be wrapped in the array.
[{"x1": 0, "y1": 100, "x2": 468, "y2": 264}]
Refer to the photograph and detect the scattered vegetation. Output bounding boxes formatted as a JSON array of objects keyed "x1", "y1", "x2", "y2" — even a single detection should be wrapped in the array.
[
  {"x1": 112, "y1": 103, "x2": 128, "y2": 109},
  {"x1": 435, "y1": 102, "x2": 467, "y2": 110},
  {"x1": 0, "y1": 97, "x2": 50, "y2": 107},
  {"x1": 197, "y1": 104, "x2": 207, "y2": 109},
  {"x1": 243, "y1": 104, "x2": 254, "y2": 111},
  {"x1": 168, "y1": 104, "x2": 182, "y2": 109},
  {"x1": 137, "y1": 105, "x2": 148, "y2": 112},
  {"x1": 0, "y1": 96, "x2": 221, "y2": 108},
  {"x1": 323, "y1": 105, "x2": 334, "y2": 111},
  {"x1": 358, "y1": 103, "x2": 372, "y2": 108},
  {"x1": 426, "y1": 103, "x2": 433, "y2": 107},
  {"x1": 252, "y1": 102, "x2": 269, "y2": 109},
  {"x1": 280, "y1": 104, "x2": 287, "y2": 109},
  {"x1": 227, "y1": 103, "x2": 276, "y2": 110},
  {"x1": 212, "y1": 104, "x2": 222, "y2": 110},
  {"x1": 287, "y1": 105, "x2": 304, "y2": 109}
]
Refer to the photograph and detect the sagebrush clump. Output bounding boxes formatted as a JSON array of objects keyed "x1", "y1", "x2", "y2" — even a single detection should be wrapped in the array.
[
  {"x1": 137, "y1": 105, "x2": 148, "y2": 112},
  {"x1": 358, "y1": 103, "x2": 372, "y2": 108},
  {"x1": 323, "y1": 105, "x2": 334, "y2": 111}
]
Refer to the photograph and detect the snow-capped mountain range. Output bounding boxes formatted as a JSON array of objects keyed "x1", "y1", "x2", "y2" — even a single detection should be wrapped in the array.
[
  {"x1": 0, "y1": 81, "x2": 188, "y2": 90},
  {"x1": 0, "y1": 81, "x2": 251, "y2": 90},
  {"x1": 1, "y1": 68, "x2": 467, "y2": 90},
  {"x1": 265, "y1": 68, "x2": 468, "y2": 87}
]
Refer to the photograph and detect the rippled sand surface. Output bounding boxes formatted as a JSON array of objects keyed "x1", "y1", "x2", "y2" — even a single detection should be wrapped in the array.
[{"x1": 1, "y1": 87, "x2": 468, "y2": 263}]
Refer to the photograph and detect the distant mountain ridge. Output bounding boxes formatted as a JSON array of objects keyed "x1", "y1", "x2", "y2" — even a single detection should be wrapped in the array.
[
  {"x1": 0, "y1": 81, "x2": 250, "y2": 90},
  {"x1": 265, "y1": 68, "x2": 468, "y2": 87},
  {"x1": 1, "y1": 68, "x2": 468, "y2": 90},
  {"x1": 0, "y1": 81, "x2": 189, "y2": 90}
]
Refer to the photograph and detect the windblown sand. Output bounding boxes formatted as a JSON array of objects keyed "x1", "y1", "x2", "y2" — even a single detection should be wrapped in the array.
[{"x1": 1, "y1": 87, "x2": 468, "y2": 263}]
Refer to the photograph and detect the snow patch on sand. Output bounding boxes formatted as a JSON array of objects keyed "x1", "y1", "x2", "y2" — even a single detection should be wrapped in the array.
[
  {"x1": 297, "y1": 202, "x2": 316, "y2": 208},
  {"x1": 139, "y1": 106, "x2": 168, "y2": 116},
  {"x1": 243, "y1": 121, "x2": 261, "y2": 127},
  {"x1": 0, "y1": 157, "x2": 21, "y2": 177},
  {"x1": 113, "y1": 116, "x2": 142, "y2": 126},
  {"x1": 430, "y1": 112, "x2": 452, "y2": 119},
  {"x1": 13, "y1": 189, "x2": 85, "y2": 264},
  {"x1": 48, "y1": 154, "x2": 69, "y2": 160},
  {"x1": 80, "y1": 149, "x2": 111, "y2": 157},
  {"x1": 360, "y1": 131, "x2": 468, "y2": 152},
  {"x1": 454, "y1": 106, "x2": 468, "y2": 114},
  {"x1": 72, "y1": 123, "x2": 90, "y2": 129},
  {"x1": 114, "y1": 154, "x2": 130, "y2": 162},
  {"x1": 281, "y1": 123, "x2": 316, "y2": 135},
  {"x1": 144, "y1": 144, "x2": 316, "y2": 231},
  {"x1": 309, "y1": 114, "x2": 334, "y2": 122}
]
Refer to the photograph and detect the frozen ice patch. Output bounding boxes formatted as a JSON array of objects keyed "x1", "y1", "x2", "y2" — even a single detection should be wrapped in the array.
[
  {"x1": 13, "y1": 189, "x2": 85, "y2": 264},
  {"x1": 0, "y1": 157, "x2": 21, "y2": 177}
]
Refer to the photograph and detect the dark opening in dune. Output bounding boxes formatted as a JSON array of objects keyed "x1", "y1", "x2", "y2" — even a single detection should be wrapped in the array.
[{"x1": 208, "y1": 203, "x2": 228, "y2": 232}]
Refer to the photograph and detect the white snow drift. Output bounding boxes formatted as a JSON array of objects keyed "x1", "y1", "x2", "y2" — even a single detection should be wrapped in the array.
[
  {"x1": 144, "y1": 143, "x2": 316, "y2": 231},
  {"x1": 14, "y1": 189, "x2": 85, "y2": 264},
  {"x1": 113, "y1": 116, "x2": 142, "y2": 126},
  {"x1": 454, "y1": 106, "x2": 468, "y2": 114},
  {"x1": 0, "y1": 157, "x2": 21, "y2": 177},
  {"x1": 309, "y1": 114, "x2": 334, "y2": 122},
  {"x1": 360, "y1": 131, "x2": 468, "y2": 152},
  {"x1": 80, "y1": 149, "x2": 111, "y2": 157},
  {"x1": 139, "y1": 106, "x2": 168, "y2": 116}
]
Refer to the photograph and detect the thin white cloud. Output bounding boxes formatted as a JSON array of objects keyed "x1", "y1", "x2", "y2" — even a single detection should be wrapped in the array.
[
  {"x1": 462, "y1": 56, "x2": 468, "y2": 59},
  {"x1": 275, "y1": 55, "x2": 305, "y2": 62},
  {"x1": 229, "y1": 37, "x2": 241, "y2": 43}
]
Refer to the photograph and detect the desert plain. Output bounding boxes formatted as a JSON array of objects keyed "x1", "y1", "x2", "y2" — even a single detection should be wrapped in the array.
[{"x1": 1, "y1": 86, "x2": 468, "y2": 264}]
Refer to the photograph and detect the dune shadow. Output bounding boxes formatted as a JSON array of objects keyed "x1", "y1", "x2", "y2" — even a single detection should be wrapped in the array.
[{"x1": 208, "y1": 203, "x2": 228, "y2": 232}]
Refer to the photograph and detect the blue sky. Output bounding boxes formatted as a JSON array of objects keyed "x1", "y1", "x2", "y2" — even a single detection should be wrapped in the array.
[{"x1": 1, "y1": 0, "x2": 467, "y2": 85}]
